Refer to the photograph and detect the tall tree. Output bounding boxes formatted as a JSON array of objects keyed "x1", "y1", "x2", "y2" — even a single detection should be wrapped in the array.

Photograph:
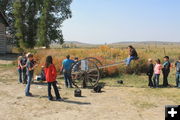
[
  {"x1": 25, "y1": 0, "x2": 39, "y2": 48},
  {"x1": 37, "y1": 0, "x2": 72, "y2": 48},
  {"x1": 0, "y1": 0, "x2": 9, "y2": 13},
  {"x1": 13, "y1": 0, "x2": 26, "y2": 48}
]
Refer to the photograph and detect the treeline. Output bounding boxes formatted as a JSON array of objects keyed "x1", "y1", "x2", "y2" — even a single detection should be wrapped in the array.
[{"x1": 0, "y1": 0, "x2": 72, "y2": 48}]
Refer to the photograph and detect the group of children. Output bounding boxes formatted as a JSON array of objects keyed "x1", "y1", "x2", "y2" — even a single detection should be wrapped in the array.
[
  {"x1": 147, "y1": 56, "x2": 180, "y2": 88},
  {"x1": 18, "y1": 53, "x2": 63, "y2": 101},
  {"x1": 17, "y1": 52, "x2": 180, "y2": 100}
]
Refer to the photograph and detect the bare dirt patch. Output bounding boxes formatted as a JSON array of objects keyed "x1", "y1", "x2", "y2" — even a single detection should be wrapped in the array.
[{"x1": 0, "y1": 66, "x2": 179, "y2": 120}]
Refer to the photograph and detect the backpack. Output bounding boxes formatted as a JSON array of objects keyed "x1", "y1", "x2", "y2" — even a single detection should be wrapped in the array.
[{"x1": 176, "y1": 62, "x2": 180, "y2": 72}]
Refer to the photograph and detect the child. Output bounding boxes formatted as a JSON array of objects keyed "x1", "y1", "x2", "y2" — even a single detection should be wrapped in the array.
[
  {"x1": 61, "y1": 55, "x2": 75, "y2": 88},
  {"x1": 162, "y1": 56, "x2": 171, "y2": 87},
  {"x1": 146, "y1": 59, "x2": 154, "y2": 87},
  {"x1": 45, "y1": 56, "x2": 62, "y2": 101},
  {"x1": 25, "y1": 54, "x2": 37, "y2": 96},
  {"x1": 40, "y1": 66, "x2": 46, "y2": 81},
  {"x1": 17, "y1": 56, "x2": 22, "y2": 83},
  {"x1": 153, "y1": 59, "x2": 162, "y2": 88},
  {"x1": 21, "y1": 54, "x2": 28, "y2": 84},
  {"x1": 175, "y1": 56, "x2": 180, "y2": 87}
]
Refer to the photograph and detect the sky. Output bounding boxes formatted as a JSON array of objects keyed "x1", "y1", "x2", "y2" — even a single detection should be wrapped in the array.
[{"x1": 62, "y1": 0, "x2": 180, "y2": 44}]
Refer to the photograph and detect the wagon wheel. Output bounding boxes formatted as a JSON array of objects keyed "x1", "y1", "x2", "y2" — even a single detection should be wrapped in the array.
[
  {"x1": 70, "y1": 59, "x2": 100, "y2": 88},
  {"x1": 85, "y1": 57, "x2": 103, "y2": 77},
  {"x1": 85, "y1": 57, "x2": 103, "y2": 67}
]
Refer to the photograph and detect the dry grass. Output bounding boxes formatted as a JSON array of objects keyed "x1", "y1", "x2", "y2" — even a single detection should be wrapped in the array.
[{"x1": 29, "y1": 44, "x2": 180, "y2": 77}]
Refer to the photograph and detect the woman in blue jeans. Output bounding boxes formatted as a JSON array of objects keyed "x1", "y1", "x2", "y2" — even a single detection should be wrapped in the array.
[{"x1": 125, "y1": 45, "x2": 138, "y2": 65}]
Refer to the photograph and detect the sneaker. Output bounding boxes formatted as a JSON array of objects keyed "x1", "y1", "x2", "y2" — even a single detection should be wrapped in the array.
[
  {"x1": 56, "y1": 98, "x2": 64, "y2": 101},
  {"x1": 48, "y1": 97, "x2": 53, "y2": 101},
  {"x1": 26, "y1": 93, "x2": 33, "y2": 97}
]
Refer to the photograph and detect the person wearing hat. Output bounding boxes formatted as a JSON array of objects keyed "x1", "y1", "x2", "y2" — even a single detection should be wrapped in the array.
[
  {"x1": 162, "y1": 56, "x2": 171, "y2": 87},
  {"x1": 61, "y1": 55, "x2": 75, "y2": 88}
]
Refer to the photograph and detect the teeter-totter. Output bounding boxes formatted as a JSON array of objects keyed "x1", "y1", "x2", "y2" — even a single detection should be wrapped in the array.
[{"x1": 70, "y1": 57, "x2": 126, "y2": 88}]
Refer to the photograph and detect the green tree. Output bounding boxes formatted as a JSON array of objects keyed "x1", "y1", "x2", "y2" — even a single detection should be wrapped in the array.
[
  {"x1": 37, "y1": 0, "x2": 72, "y2": 48},
  {"x1": 13, "y1": 0, "x2": 26, "y2": 48},
  {"x1": 25, "y1": 0, "x2": 39, "y2": 48}
]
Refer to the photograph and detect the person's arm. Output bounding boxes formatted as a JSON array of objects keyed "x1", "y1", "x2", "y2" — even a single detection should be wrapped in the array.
[
  {"x1": 129, "y1": 49, "x2": 133, "y2": 56},
  {"x1": 28, "y1": 63, "x2": 37, "y2": 71},
  {"x1": 175, "y1": 62, "x2": 177, "y2": 67},
  {"x1": 60, "y1": 61, "x2": 64, "y2": 73}
]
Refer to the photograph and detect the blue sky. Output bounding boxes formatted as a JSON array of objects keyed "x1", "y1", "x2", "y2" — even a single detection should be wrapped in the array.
[{"x1": 62, "y1": 0, "x2": 180, "y2": 44}]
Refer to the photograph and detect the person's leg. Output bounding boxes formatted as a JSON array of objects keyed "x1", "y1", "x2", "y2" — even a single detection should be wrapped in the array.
[
  {"x1": 52, "y1": 81, "x2": 61, "y2": 99},
  {"x1": 166, "y1": 72, "x2": 169, "y2": 86},
  {"x1": 148, "y1": 75, "x2": 151, "y2": 86},
  {"x1": 162, "y1": 72, "x2": 166, "y2": 86},
  {"x1": 22, "y1": 68, "x2": 27, "y2": 84},
  {"x1": 47, "y1": 82, "x2": 53, "y2": 100},
  {"x1": 18, "y1": 69, "x2": 22, "y2": 83},
  {"x1": 67, "y1": 72, "x2": 73, "y2": 88},
  {"x1": 153, "y1": 75, "x2": 156, "y2": 87},
  {"x1": 178, "y1": 74, "x2": 180, "y2": 87},
  {"x1": 64, "y1": 72, "x2": 68, "y2": 88},
  {"x1": 177, "y1": 73, "x2": 180, "y2": 87},
  {"x1": 126, "y1": 56, "x2": 135, "y2": 65},
  {"x1": 148, "y1": 75, "x2": 153, "y2": 87},
  {"x1": 163, "y1": 72, "x2": 168, "y2": 87},
  {"x1": 157, "y1": 74, "x2": 160, "y2": 87},
  {"x1": 25, "y1": 74, "x2": 32, "y2": 96}
]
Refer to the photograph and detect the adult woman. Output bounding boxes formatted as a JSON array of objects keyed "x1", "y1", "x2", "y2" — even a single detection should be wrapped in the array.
[{"x1": 125, "y1": 45, "x2": 138, "y2": 66}]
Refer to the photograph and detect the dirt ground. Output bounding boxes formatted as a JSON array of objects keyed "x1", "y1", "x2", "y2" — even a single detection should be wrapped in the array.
[{"x1": 0, "y1": 58, "x2": 177, "y2": 120}]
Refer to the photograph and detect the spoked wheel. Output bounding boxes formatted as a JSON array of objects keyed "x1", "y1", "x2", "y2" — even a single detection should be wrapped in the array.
[
  {"x1": 85, "y1": 57, "x2": 103, "y2": 67},
  {"x1": 70, "y1": 59, "x2": 100, "y2": 88}
]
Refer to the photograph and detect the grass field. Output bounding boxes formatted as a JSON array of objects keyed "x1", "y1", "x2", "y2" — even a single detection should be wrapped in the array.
[{"x1": 1, "y1": 43, "x2": 180, "y2": 120}]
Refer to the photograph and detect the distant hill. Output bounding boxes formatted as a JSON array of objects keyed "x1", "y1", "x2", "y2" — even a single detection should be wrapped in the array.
[
  {"x1": 51, "y1": 41, "x2": 180, "y2": 48},
  {"x1": 64, "y1": 41, "x2": 180, "y2": 45},
  {"x1": 50, "y1": 41, "x2": 100, "y2": 48},
  {"x1": 64, "y1": 41, "x2": 94, "y2": 45},
  {"x1": 110, "y1": 41, "x2": 180, "y2": 45}
]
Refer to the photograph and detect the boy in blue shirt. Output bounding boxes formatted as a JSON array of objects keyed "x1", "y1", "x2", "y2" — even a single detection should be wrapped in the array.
[
  {"x1": 25, "y1": 54, "x2": 37, "y2": 96},
  {"x1": 61, "y1": 55, "x2": 74, "y2": 88},
  {"x1": 175, "y1": 56, "x2": 180, "y2": 87},
  {"x1": 162, "y1": 56, "x2": 171, "y2": 87}
]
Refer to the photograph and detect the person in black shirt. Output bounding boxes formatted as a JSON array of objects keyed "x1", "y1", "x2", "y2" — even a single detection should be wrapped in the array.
[
  {"x1": 147, "y1": 59, "x2": 154, "y2": 87},
  {"x1": 124, "y1": 45, "x2": 139, "y2": 66},
  {"x1": 162, "y1": 56, "x2": 171, "y2": 87}
]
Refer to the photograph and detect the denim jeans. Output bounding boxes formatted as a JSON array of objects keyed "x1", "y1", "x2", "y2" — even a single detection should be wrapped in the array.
[
  {"x1": 125, "y1": 56, "x2": 136, "y2": 65},
  {"x1": 176, "y1": 73, "x2": 180, "y2": 87},
  {"x1": 64, "y1": 71, "x2": 72, "y2": 88},
  {"x1": 18, "y1": 69, "x2": 22, "y2": 83},
  {"x1": 22, "y1": 68, "x2": 27, "y2": 83},
  {"x1": 47, "y1": 81, "x2": 61, "y2": 100},
  {"x1": 25, "y1": 73, "x2": 33, "y2": 96},
  {"x1": 153, "y1": 74, "x2": 160, "y2": 88}
]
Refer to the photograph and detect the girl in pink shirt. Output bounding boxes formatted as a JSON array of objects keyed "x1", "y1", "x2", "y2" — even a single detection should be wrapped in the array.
[{"x1": 153, "y1": 59, "x2": 162, "y2": 88}]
